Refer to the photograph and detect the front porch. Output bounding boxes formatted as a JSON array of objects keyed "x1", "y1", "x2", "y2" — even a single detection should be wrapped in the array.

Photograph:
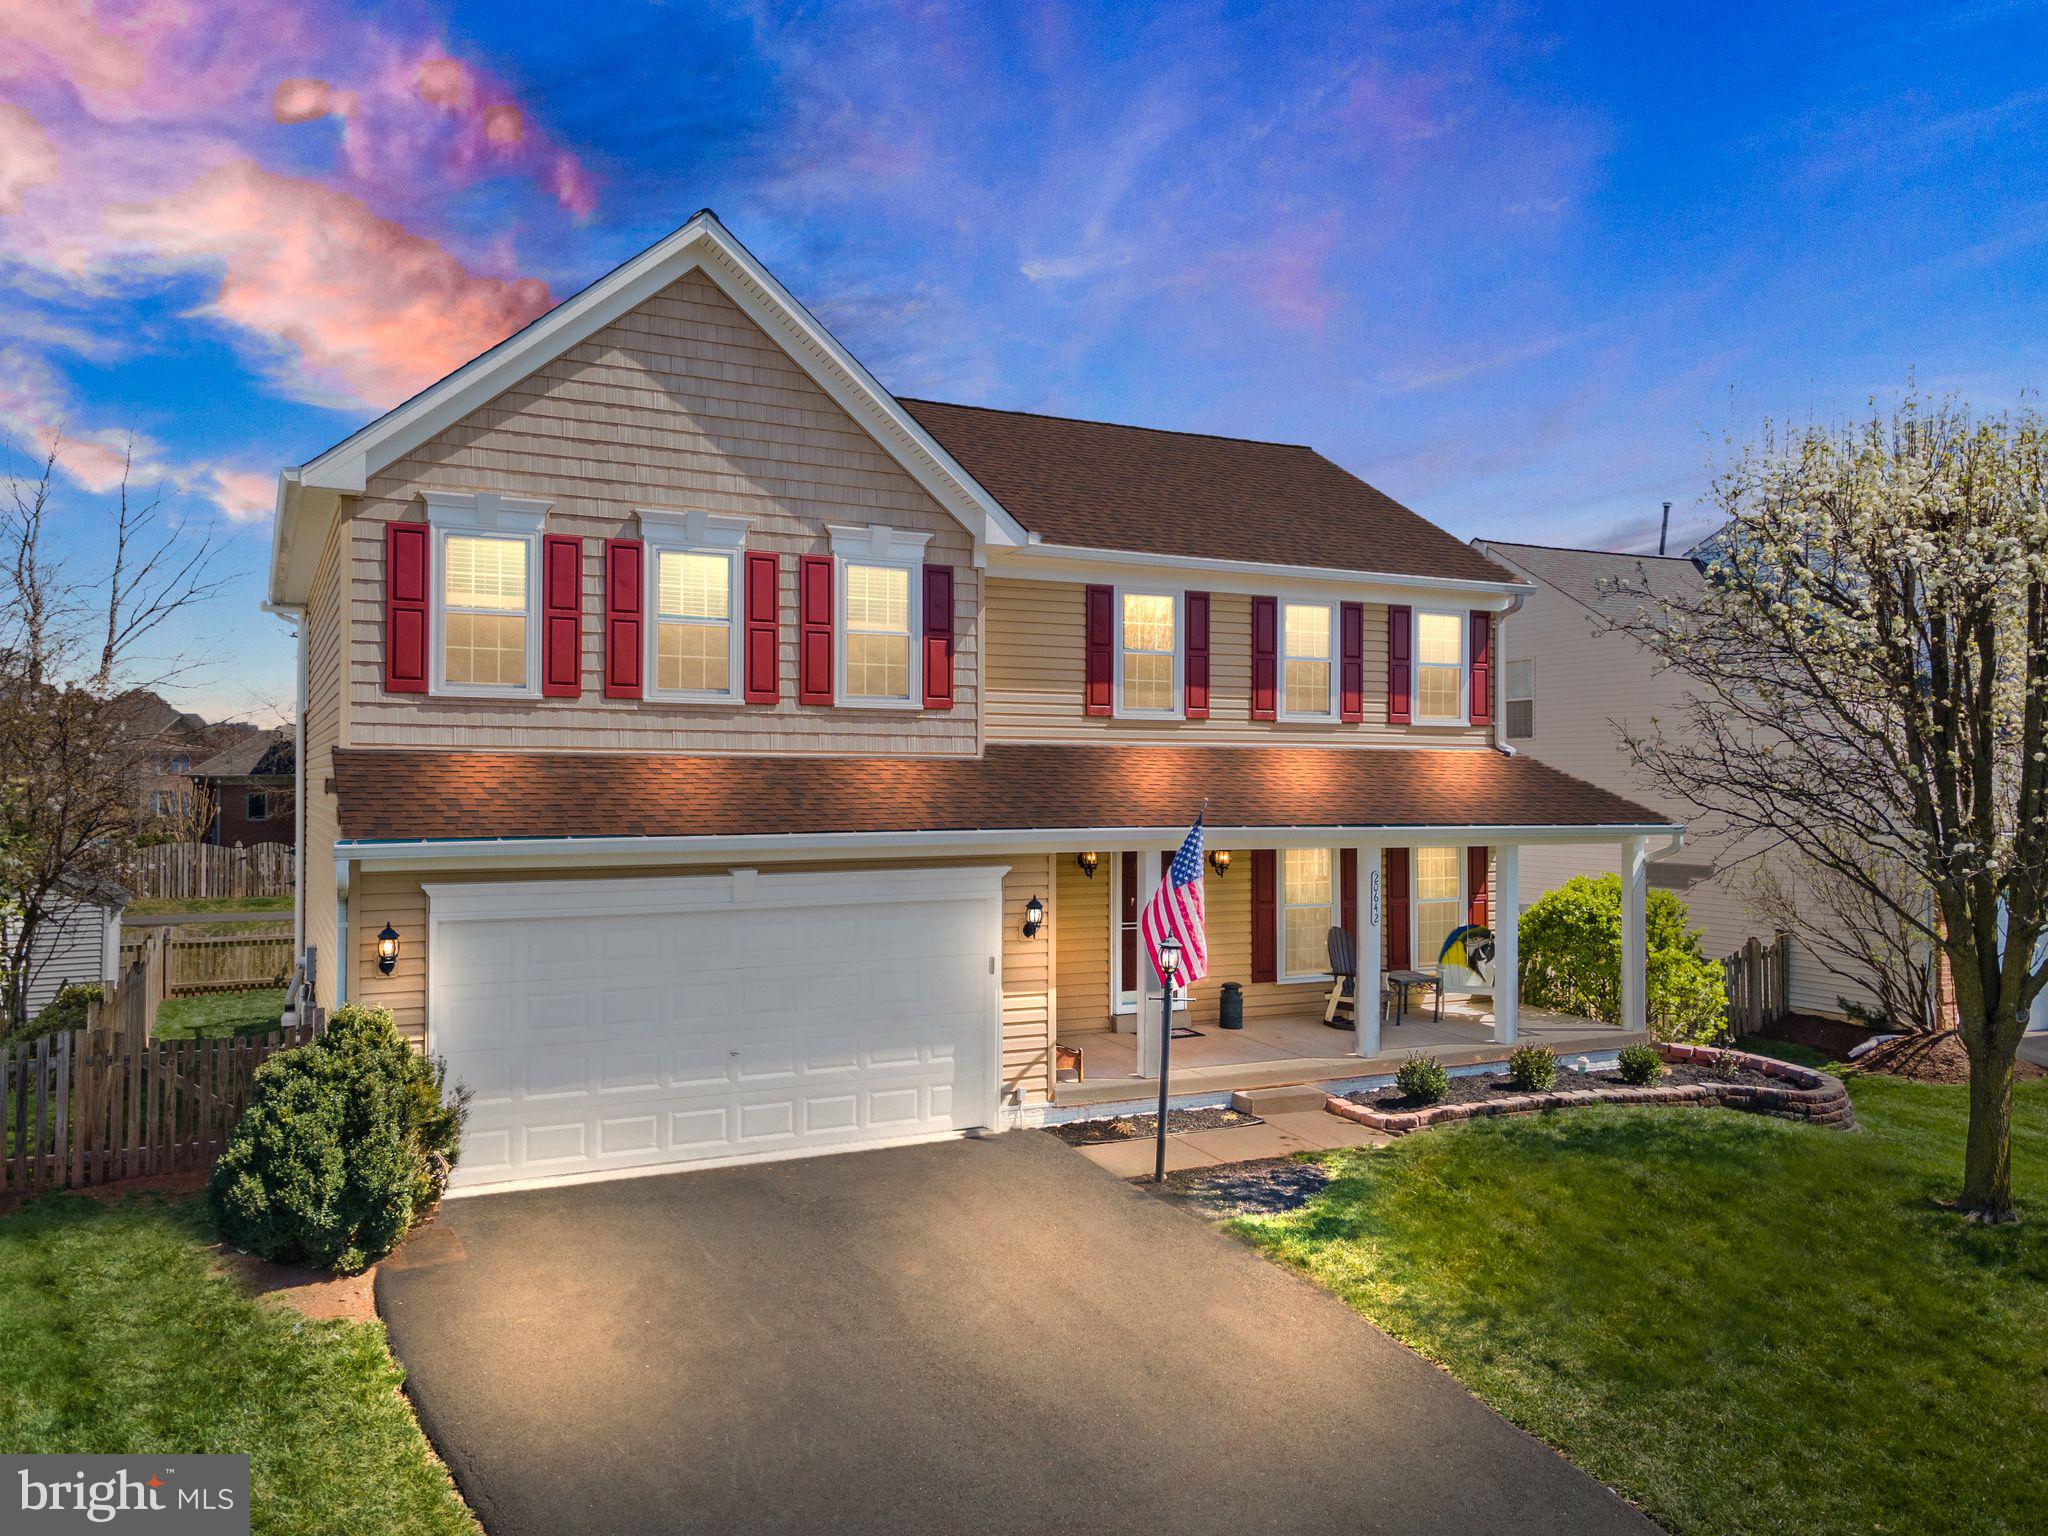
[{"x1": 1053, "y1": 998, "x2": 1638, "y2": 1107}]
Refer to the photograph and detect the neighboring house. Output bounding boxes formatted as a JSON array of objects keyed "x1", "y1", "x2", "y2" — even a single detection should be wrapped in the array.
[
  {"x1": 190, "y1": 729, "x2": 296, "y2": 848},
  {"x1": 113, "y1": 690, "x2": 248, "y2": 824},
  {"x1": 5, "y1": 880, "x2": 124, "y2": 1021},
  {"x1": 267, "y1": 211, "x2": 1679, "y2": 1192},
  {"x1": 1472, "y1": 539, "x2": 1879, "y2": 1019}
]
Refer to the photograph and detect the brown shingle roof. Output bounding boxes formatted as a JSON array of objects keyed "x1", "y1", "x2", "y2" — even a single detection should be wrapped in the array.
[
  {"x1": 333, "y1": 745, "x2": 1670, "y2": 844},
  {"x1": 192, "y1": 728, "x2": 295, "y2": 780},
  {"x1": 900, "y1": 398, "x2": 1518, "y2": 584}
]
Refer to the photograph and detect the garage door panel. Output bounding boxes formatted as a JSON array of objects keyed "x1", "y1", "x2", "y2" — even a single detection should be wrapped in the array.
[{"x1": 433, "y1": 872, "x2": 997, "y2": 1189}]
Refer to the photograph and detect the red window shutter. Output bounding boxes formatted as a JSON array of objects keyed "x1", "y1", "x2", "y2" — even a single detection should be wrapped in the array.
[
  {"x1": 383, "y1": 520, "x2": 429, "y2": 694},
  {"x1": 1184, "y1": 591, "x2": 1210, "y2": 719},
  {"x1": 798, "y1": 554, "x2": 834, "y2": 706},
  {"x1": 1339, "y1": 601, "x2": 1365, "y2": 723},
  {"x1": 1468, "y1": 846, "x2": 1490, "y2": 927},
  {"x1": 1387, "y1": 604, "x2": 1413, "y2": 724},
  {"x1": 744, "y1": 551, "x2": 780, "y2": 705},
  {"x1": 603, "y1": 538, "x2": 643, "y2": 700},
  {"x1": 1340, "y1": 847, "x2": 1359, "y2": 947},
  {"x1": 540, "y1": 534, "x2": 583, "y2": 698},
  {"x1": 1083, "y1": 584, "x2": 1113, "y2": 716},
  {"x1": 1250, "y1": 849, "x2": 1278, "y2": 983},
  {"x1": 1250, "y1": 596, "x2": 1278, "y2": 721},
  {"x1": 1385, "y1": 848, "x2": 1412, "y2": 969},
  {"x1": 1470, "y1": 610, "x2": 1493, "y2": 725},
  {"x1": 922, "y1": 563, "x2": 955, "y2": 710}
]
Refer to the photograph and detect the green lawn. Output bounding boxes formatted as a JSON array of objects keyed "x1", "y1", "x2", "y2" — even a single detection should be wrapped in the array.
[
  {"x1": 154, "y1": 987, "x2": 290, "y2": 1040},
  {"x1": 1240, "y1": 1074, "x2": 2048, "y2": 1535},
  {"x1": 0, "y1": 1195, "x2": 474, "y2": 1536},
  {"x1": 127, "y1": 895, "x2": 294, "y2": 917}
]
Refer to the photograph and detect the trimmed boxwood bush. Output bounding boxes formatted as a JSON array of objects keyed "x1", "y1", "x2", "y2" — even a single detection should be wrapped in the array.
[
  {"x1": 1395, "y1": 1052, "x2": 1451, "y2": 1105},
  {"x1": 1617, "y1": 1042, "x2": 1666, "y2": 1085},
  {"x1": 1507, "y1": 1043, "x2": 1560, "y2": 1092},
  {"x1": 1517, "y1": 874, "x2": 1728, "y2": 1043},
  {"x1": 208, "y1": 1004, "x2": 469, "y2": 1275}
]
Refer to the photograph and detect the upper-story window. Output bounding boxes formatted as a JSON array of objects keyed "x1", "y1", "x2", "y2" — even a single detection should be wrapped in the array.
[
  {"x1": 829, "y1": 523, "x2": 929, "y2": 708},
  {"x1": 1280, "y1": 600, "x2": 1336, "y2": 720},
  {"x1": 1505, "y1": 658, "x2": 1534, "y2": 739},
  {"x1": 423, "y1": 490, "x2": 550, "y2": 699},
  {"x1": 1116, "y1": 589, "x2": 1181, "y2": 716},
  {"x1": 1413, "y1": 609, "x2": 1468, "y2": 725},
  {"x1": 245, "y1": 792, "x2": 270, "y2": 822},
  {"x1": 641, "y1": 509, "x2": 750, "y2": 704}
]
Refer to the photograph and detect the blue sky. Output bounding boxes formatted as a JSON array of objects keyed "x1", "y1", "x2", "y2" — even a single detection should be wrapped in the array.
[{"x1": 3, "y1": 0, "x2": 2045, "y2": 720}]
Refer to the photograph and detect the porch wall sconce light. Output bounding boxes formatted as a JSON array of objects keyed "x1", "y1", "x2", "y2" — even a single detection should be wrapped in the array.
[
  {"x1": 1206, "y1": 849, "x2": 1233, "y2": 877},
  {"x1": 1075, "y1": 851, "x2": 1100, "y2": 878},
  {"x1": 1022, "y1": 896, "x2": 1046, "y2": 938},
  {"x1": 375, "y1": 923, "x2": 401, "y2": 976}
]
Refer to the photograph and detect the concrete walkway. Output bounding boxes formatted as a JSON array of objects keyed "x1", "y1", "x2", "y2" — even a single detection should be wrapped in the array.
[
  {"x1": 1069, "y1": 1106, "x2": 1389, "y2": 1176},
  {"x1": 378, "y1": 1133, "x2": 1653, "y2": 1536}
]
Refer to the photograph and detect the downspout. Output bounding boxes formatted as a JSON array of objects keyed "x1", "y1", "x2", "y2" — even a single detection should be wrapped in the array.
[
  {"x1": 262, "y1": 602, "x2": 308, "y2": 967},
  {"x1": 1492, "y1": 587, "x2": 1526, "y2": 756}
]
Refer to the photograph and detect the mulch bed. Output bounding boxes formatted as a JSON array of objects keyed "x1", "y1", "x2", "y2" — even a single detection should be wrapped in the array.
[
  {"x1": 1047, "y1": 1105, "x2": 1261, "y2": 1147},
  {"x1": 1142, "y1": 1156, "x2": 1332, "y2": 1218},
  {"x1": 1854, "y1": 1029, "x2": 2047, "y2": 1086},
  {"x1": 1347, "y1": 1060, "x2": 1779, "y2": 1115},
  {"x1": 1755, "y1": 1011, "x2": 1889, "y2": 1062}
]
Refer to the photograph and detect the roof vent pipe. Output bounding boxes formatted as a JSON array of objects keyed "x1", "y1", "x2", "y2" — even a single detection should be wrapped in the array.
[{"x1": 1658, "y1": 501, "x2": 1671, "y2": 557}]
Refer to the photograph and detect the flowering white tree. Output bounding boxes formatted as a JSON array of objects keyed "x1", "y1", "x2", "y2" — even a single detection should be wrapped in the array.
[{"x1": 1611, "y1": 399, "x2": 2047, "y2": 1222}]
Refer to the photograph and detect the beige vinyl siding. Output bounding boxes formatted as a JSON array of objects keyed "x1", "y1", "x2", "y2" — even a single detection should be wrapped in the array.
[
  {"x1": 1055, "y1": 856, "x2": 1111, "y2": 1035},
  {"x1": 984, "y1": 580, "x2": 1490, "y2": 747},
  {"x1": 1000, "y1": 856, "x2": 1054, "y2": 1105},
  {"x1": 1494, "y1": 557, "x2": 1875, "y2": 1018},
  {"x1": 302, "y1": 517, "x2": 346, "y2": 1009},
  {"x1": 344, "y1": 268, "x2": 978, "y2": 756}
]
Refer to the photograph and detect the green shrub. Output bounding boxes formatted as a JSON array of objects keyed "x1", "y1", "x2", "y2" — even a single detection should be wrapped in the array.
[
  {"x1": 207, "y1": 1003, "x2": 469, "y2": 1275},
  {"x1": 10, "y1": 982, "x2": 104, "y2": 1042},
  {"x1": 1517, "y1": 874, "x2": 1728, "y2": 1043},
  {"x1": 1395, "y1": 1052, "x2": 1451, "y2": 1104},
  {"x1": 1616, "y1": 1042, "x2": 1666, "y2": 1085},
  {"x1": 1507, "y1": 1043, "x2": 1559, "y2": 1092}
]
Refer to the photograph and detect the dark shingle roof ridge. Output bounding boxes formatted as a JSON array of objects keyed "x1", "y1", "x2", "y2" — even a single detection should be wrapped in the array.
[
  {"x1": 1478, "y1": 537, "x2": 1698, "y2": 564},
  {"x1": 898, "y1": 396, "x2": 1315, "y2": 452}
]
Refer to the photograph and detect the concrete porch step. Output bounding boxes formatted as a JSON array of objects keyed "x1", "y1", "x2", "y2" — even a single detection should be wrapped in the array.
[{"x1": 1230, "y1": 1084, "x2": 1339, "y2": 1116}]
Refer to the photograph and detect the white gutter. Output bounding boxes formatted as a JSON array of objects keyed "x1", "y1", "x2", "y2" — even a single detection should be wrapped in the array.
[
  {"x1": 261, "y1": 601, "x2": 307, "y2": 966},
  {"x1": 337, "y1": 820, "x2": 1686, "y2": 873},
  {"x1": 987, "y1": 541, "x2": 1536, "y2": 607}
]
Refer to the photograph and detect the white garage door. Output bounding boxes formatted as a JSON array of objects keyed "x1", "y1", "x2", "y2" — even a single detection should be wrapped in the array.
[{"x1": 424, "y1": 868, "x2": 1003, "y2": 1191}]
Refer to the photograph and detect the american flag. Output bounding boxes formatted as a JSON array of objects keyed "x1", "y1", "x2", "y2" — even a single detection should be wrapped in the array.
[{"x1": 1140, "y1": 813, "x2": 1210, "y2": 990}]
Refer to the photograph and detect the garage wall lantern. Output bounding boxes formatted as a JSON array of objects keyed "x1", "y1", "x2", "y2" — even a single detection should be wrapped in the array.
[
  {"x1": 1075, "y1": 851, "x2": 1100, "y2": 878},
  {"x1": 1206, "y1": 849, "x2": 1232, "y2": 877},
  {"x1": 375, "y1": 923, "x2": 401, "y2": 975},
  {"x1": 1022, "y1": 896, "x2": 1046, "y2": 938}
]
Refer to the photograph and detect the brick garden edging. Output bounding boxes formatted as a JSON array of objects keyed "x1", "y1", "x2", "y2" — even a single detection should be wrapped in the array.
[{"x1": 1324, "y1": 1042, "x2": 1855, "y2": 1136}]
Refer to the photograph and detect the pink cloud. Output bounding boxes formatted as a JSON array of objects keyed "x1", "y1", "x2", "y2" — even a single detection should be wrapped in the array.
[
  {"x1": 107, "y1": 160, "x2": 555, "y2": 407},
  {"x1": 0, "y1": 100, "x2": 58, "y2": 214}
]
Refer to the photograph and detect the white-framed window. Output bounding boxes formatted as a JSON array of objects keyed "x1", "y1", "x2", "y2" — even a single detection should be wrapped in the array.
[
  {"x1": 1413, "y1": 846, "x2": 1464, "y2": 972},
  {"x1": 245, "y1": 792, "x2": 269, "y2": 822},
  {"x1": 829, "y1": 523, "x2": 929, "y2": 708},
  {"x1": 1281, "y1": 847, "x2": 1340, "y2": 981},
  {"x1": 1413, "y1": 609, "x2": 1468, "y2": 725},
  {"x1": 422, "y1": 489, "x2": 550, "y2": 699},
  {"x1": 1279, "y1": 599, "x2": 1337, "y2": 720},
  {"x1": 1506, "y1": 658, "x2": 1534, "y2": 739},
  {"x1": 640, "y1": 508, "x2": 750, "y2": 704},
  {"x1": 1114, "y1": 588, "x2": 1181, "y2": 717}
]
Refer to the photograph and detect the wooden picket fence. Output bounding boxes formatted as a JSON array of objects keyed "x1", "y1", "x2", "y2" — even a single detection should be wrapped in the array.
[
  {"x1": 122, "y1": 842, "x2": 293, "y2": 902},
  {"x1": 118, "y1": 925, "x2": 294, "y2": 999},
  {"x1": 1724, "y1": 932, "x2": 1792, "y2": 1037},
  {"x1": 0, "y1": 1006, "x2": 327, "y2": 1192}
]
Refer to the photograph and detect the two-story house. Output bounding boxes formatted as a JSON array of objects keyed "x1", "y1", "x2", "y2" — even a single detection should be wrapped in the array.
[{"x1": 267, "y1": 212, "x2": 1678, "y2": 1192}]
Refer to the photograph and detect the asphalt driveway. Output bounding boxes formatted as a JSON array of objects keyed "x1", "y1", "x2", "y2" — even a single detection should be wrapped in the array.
[{"x1": 376, "y1": 1133, "x2": 1653, "y2": 1536}]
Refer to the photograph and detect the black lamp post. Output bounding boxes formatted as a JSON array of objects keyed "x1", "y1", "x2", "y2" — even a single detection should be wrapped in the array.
[{"x1": 1153, "y1": 933, "x2": 1183, "y2": 1182}]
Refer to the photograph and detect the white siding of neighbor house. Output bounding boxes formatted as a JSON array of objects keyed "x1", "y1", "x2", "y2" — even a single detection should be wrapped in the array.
[
  {"x1": 17, "y1": 897, "x2": 118, "y2": 1017},
  {"x1": 1489, "y1": 548, "x2": 1878, "y2": 1019}
]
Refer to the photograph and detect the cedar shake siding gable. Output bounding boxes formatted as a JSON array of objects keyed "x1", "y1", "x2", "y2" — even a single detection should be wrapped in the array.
[
  {"x1": 899, "y1": 398, "x2": 1518, "y2": 584},
  {"x1": 333, "y1": 743, "x2": 1672, "y2": 843}
]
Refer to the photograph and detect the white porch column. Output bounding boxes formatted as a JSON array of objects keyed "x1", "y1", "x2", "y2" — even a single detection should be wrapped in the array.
[
  {"x1": 1355, "y1": 846, "x2": 1382, "y2": 1060},
  {"x1": 1494, "y1": 844, "x2": 1520, "y2": 1044},
  {"x1": 1620, "y1": 836, "x2": 1648, "y2": 1032}
]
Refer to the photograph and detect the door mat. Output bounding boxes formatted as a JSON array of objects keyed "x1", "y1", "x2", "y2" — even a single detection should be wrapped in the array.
[{"x1": 1170, "y1": 1026, "x2": 1204, "y2": 1039}]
